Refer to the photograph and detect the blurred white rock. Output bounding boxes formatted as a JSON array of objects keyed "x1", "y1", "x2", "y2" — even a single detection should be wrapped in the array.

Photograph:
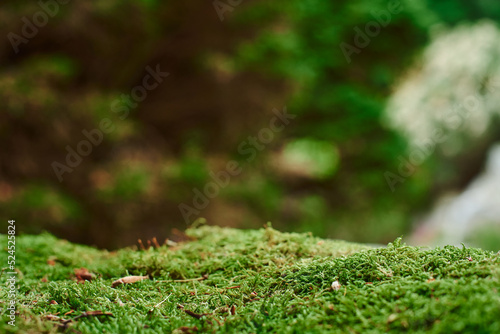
[{"x1": 411, "y1": 144, "x2": 500, "y2": 248}]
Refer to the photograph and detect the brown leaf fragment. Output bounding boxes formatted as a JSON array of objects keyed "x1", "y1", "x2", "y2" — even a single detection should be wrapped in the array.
[
  {"x1": 177, "y1": 326, "x2": 199, "y2": 333},
  {"x1": 47, "y1": 259, "x2": 56, "y2": 266},
  {"x1": 83, "y1": 311, "x2": 114, "y2": 317},
  {"x1": 111, "y1": 275, "x2": 149, "y2": 288},
  {"x1": 64, "y1": 310, "x2": 75, "y2": 316},
  {"x1": 69, "y1": 311, "x2": 114, "y2": 321},
  {"x1": 152, "y1": 237, "x2": 161, "y2": 248},
  {"x1": 74, "y1": 268, "x2": 94, "y2": 283},
  {"x1": 226, "y1": 286, "x2": 240, "y2": 290},
  {"x1": 230, "y1": 304, "x2": 236, "y2": 315},
  {"x1": 184, "y1": 310, "x2": 209, "y2": 320},
  {"x1": 170, "y1": 228, "x2": 195, "y2": 242},
  {"x1": 49, "y1": 300, "x2": 58, "y2": 305}
]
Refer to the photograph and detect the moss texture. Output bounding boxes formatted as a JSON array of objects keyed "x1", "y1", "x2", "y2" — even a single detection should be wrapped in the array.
[{"x1": 1, "y1": 226, "x2": 499, "y2": 333}]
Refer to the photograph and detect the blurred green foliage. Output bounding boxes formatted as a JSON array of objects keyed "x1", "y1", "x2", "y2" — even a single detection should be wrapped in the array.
[
  {"x1": 281, "y1": 138, "x2": 339, "y2": 179},
  {"x1": 1, "y1": 0, "x2": 498, "y2": 248},
  {"x1": 467, "y1": 224, "x2": 500, "y2": 252}
]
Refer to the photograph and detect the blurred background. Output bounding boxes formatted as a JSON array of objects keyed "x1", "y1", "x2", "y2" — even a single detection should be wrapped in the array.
[{"x1": 1, "y1": 0, "x2": 500, "y2": 250}]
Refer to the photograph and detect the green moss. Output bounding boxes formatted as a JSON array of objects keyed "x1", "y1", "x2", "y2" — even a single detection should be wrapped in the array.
[{"x1": 1, "y1": 227, "x2": 499, "y2": 333}]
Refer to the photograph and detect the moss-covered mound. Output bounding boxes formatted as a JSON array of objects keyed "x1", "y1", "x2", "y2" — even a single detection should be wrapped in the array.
[{"x1": 1, "y1": 226, "x2": 499, "y2": 333}]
